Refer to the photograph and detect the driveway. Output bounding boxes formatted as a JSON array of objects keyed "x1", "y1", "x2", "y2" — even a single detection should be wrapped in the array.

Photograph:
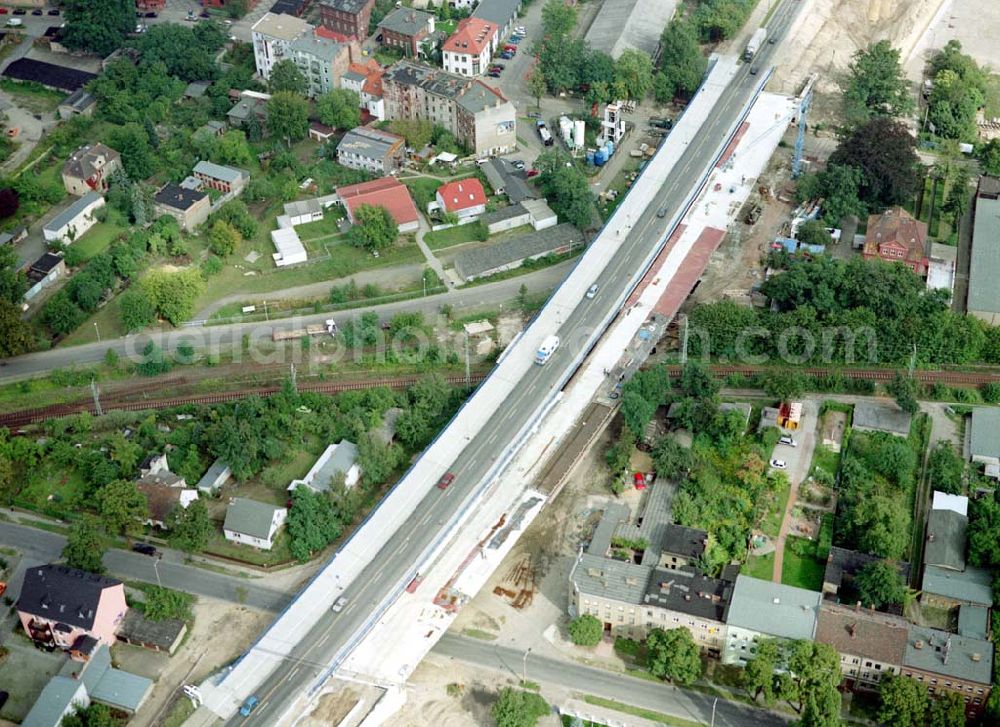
[{"x1": 770, "y1": 399, "x2": 818, "y2": 581}]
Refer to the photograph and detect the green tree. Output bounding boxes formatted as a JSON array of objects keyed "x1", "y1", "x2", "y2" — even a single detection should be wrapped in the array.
[
  {"x1": 139, "y1": 268, "x2": 205, "y2": 326},
  {"x1": 540, "y1": 0, "x2": 576, "y2": 37},
  {"x1": 534, "y1": 149, "x2": 595, "y2": 229},
  {"x1": 877, "y1": 673, "x2": 929, "y2": 727},
  {"x1": 829, "y1": 118, "x2": 919, "y2": 210},
  {"x1": 928, "y1": 692, "x2": 965, "y2": 727},
  {"x1": 357, "y1": 434, "x2": 400, "y2": 486},
  {"x1": 316, "y1": 88, "x2": 361, "y2": 129},
  {"x1": 40, "y1": 291, "x2": 85, "y2": 336},
  {"x1": 796, "y1": 219, "x2": 833, "y2": 246},
  {"x1": 62, "y1": 0, "x2": 134, "y2": 56},
  {"x1": 491, "y1": 688, "x2": 549, "y2": 727},
  {"x1": 745, "y1": 638, "x2": 780, "y2": 704},
  {"x1": 786, "y1": 641, "x2": 842, "y2": 722},
  {"x1": 97, "y1": 479, "x2": 148, "y2": 538},
  {"x1": 269, "y1": 59, "x2": 308, "y2": 95},
  {"x1": 656, "y1": 19, "x2": 706, "y2": 101},
  {"x1": 887, "y1": 373, "x2": 919, "y2": 414},
  {"x1": 678, "y1": 361, "x2": 719, "y2": 399},
  {"x1": 568, "y1": 614, "x2": 603, "y2": 646},
  {"x1": 108, "y1": 123, "x2": 155, "y2": 180},
  {"x1": 214, "y1": 130, "x2": 253, "y2": 166},
  {"x1": 142, "y1": 585, "x2": 194, "y2": 621},
  {"x1": 942, "y1": 166, "x2": 971, "y2": 222},
  {"x1": 527, "y1": 66, "x2": 547, "y2": 109},
  {"x1": 968, "y1": 492, "x2": 1000, "y2": 567},
  {"x1": 266, "y1": 91, "x2": 310, "y2": 144},
  {"x1": 62, "y1": 516, "x2": 108, "y2": 573},
  {"x1": 209, "y1": 219, "x2": 241, "y2": 257},
  {"x1": 166, "y1": 499, "x2": 212, "y2": 553},
  {"x1": 762, "y1": 369, "x2": 808, "y2": 401},
  {"x1": 286, "y1": 486, "x2": 343, "y2": 561},
  {"x1": 613, "y1": 49, "x2": 654, "y2": 100},
  {"x1": 119, "y1": 288, "x2": 157, "y2": 332},
  {"x1": 843, "y1": 40, "x2": 914, "y2": 124},
  {"x1": 388, "y1": 118, "x2": 434, "y2": 149},
  {"x1": 62, "y1": 702, "x2": 119, "y2": 727},
  {"x1": 854, "y1": 559, "x2": 906, "y2": 608},
  {"x1": 926, "y1": 441, "x2": 965, "y2": 494},
  {"x1": 652, "y1": 437, "x2": 692, "y2": 481},
  {"x1": 348, "y1": 204, "x2": 399, "y2": 251},
  {"x1": 980, "y1": 138, "x2": 1000, "y2": 176},
  {"x1": 646, "y1": 627, "x2": 703, "y2": 685}
]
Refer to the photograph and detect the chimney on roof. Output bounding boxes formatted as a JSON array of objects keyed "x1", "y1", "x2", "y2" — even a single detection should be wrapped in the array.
[
  {"x1": 973, "y1": 653, "x2": 982, "y2": 662},
  {"x1": 772, "y1": 597, "x2": 780, "y2": 605},
  {"x1": 847, "y1": 623, "x2": 856, "y2": 638},
  {"x1": 915, "y1": 639, "x2": 924, "y2": 649},
  {"x1": 855, "y1": 601, "x2": 861, "y2": 612},
  {"x1": 944, "y1": 635, "x2": 952, "y2": 665}
]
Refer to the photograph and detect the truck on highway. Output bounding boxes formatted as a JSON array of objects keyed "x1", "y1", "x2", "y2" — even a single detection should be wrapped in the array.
[
  {"x1": 743, "y1": 28, "x2": 767, "y2": 61},
  {"x1": 535, "y1": 335, "x2": 560, "y2": 365},
  {"x1": 271, "y1": 319, "x2": 337, "y2": 342}
]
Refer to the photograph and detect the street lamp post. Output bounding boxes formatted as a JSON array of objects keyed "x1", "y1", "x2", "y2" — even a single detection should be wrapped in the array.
[
  {"x1": 710, "y1": 697, "x2": 718, "y2": 727},
  {"x1": 522, "y1": 647, "x2": 531, "y2": 685},
  {"x1": 94, "y1": 321, "x2": 101, "y2": 343},
  {"x1": 153, "y1": 555, "x2": 162, "y2": 588}
]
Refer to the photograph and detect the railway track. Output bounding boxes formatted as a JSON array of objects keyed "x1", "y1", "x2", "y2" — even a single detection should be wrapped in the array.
[{"x1": 0, "y1": 374, "x2": 488, "y2": 429}]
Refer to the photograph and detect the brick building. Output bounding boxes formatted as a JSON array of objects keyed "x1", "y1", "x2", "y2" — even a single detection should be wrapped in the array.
[{"x1": 319, "y1": 0, "x2": 376, "y2": 41}]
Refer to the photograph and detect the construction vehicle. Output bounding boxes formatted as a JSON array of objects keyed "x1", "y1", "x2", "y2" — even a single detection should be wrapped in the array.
[
  {"x1": 271, "y1": 319, "x2": 337, "y2": 342},
  {"x1": 743, "y1": 28, "x2": 767, "y2": 61},
  {"x1": 744, "y1": 199, "x2": 762, "y2": 225}
]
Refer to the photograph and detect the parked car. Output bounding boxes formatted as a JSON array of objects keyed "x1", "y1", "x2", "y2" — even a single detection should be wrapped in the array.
[
  {"x1": 500, "y1": 52, "x2": 513, "y2": 60},
  {"x1": 526, "y1": 169, "x2": 540, "y2": 178},
  {"x1": 586, "y1": 284, "x2": 599, "y2": 299},
  {"x1": 31, "y1": 9, "x2": 42, "y2": 15},
  {"x1": 239, "y1": 696, "x2": 259, "y2": 717},
  {"x1": 332, "y1": 596, "x2": 348, "y2": 613},
  {"x1": 199, "y1": 11, "x2": 210, "y2": 18},
  {"x1": 633, "y1": 472, "x2": 646, "y2": 490},
  {"x1": 770, "y1": 458, "x2": 787, "y2": 469},
  {"x1": 437, "y1": 472, "x2": 455, "y2": 490},
  {"x1": 0, "y1": 10, "x2": 8, "y2": 15},
  {"x1": 512, "y1": 160, "x2": 525, "y2": 170},
  {"x1": 145, "y1": 11, "x2": 158, "y2": 18},
  {"x1": 778, "y1": 435, "x2": 797, "y2": 447},
  {"x1": 132, "y1": 543, "x2": 157, "y2": 556},
  {"x1": 487, "y1": 71, "x2": 501, "y2": 78},
  {"x1": 48, "y1": 8, "x2": 60, "y2": 15},
  {"x1": 12, "y1": 9, "x2": 26, "y2": 15}
]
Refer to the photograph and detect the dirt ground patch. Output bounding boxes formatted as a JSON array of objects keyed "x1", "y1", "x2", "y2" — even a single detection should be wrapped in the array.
[{"x1": 129, "y1": 600, "x2": 275, "y2": 727}]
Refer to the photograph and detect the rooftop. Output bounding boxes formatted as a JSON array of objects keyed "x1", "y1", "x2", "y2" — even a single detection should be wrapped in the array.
[
  {"x1": 572, "y1": 552, "x2": 652, "y2": 605},
  {"x1": 823, "y1": 546, "x2": 911, "y2": 591},
  {"x1": 251, "y1": 12, "x2": 312, "y2": 42},
  {"x1": 17, "y1": 565, "x2": 121, "y2": 630},
  {"x1": 193, "y1": 160, "x2": 247, "y2": 185},
  {"x1": 62, "y1": 143, "x2": 120, "y2": 183},
  {"x1": 117, "y1": 609, "x2": 187, "y2": 652},
  {"x1": 59, "y1": 88, "x2": 96, "y2": 112},
  {"x1": 863, "y1": 206, "x2": 929, "y2": 263},
  {"x1": 21, "y1": 676, "x2": 85, "y2": 727},
  {"x1": 43, "y1": 191, "x2": 103, "y2": 233},
  {"x1": 968, "y1": 178, "x2": 1000, "y2": 315},
  {"x1": 289, "y1": 440, "x2": 359, "y2": 492},
  {"x1": 454, "y1": 222, "x2": 581, "y2": 279},
  {"x1": 154, "y1": 183, "x2": 207, "y2": 212},
  {"x1": 337, "y1": 177, "x2": 419, "y2": 226},
  {"x1": 443, "y1": 18, "x2": 496, "y2": 56},
  {"x1": 726, "y1": 575, "x2": 821, "y2": 641},
  {"x1": 224, "y1": 498, "x2": 285, "y2": 540},
  {"x1": 456, "y1": 79, "x2": 508, "y2": 115},
  {"x1": 924, "y1": 509, "x2": 967, "y2": 572},
  {"x1": 29, "y1": 252, "x2": 64, "y2": 277},
  {"x1": 321, "y1": 0, "x2": 373, "y2": 13},
  {"x1": 3, "y1": 58, "x2": 96, "y2": 92},
  {"x1": 969, "y1": 407, "x2": 1000, "y2": 461},
  {"x1": 932, "y1": 490, "x2": 969, "y2": 517},
  {"x1": 290, "y1": 33, "x2": 346, "y2": 63},
  {"x1": 587, "y1": 502, "x2": 630, "y2": 556},
  {"x1": 815, "y1": 604, "x2": 908, "y2": 666},
  {"x1": 584, "y1": 0, "x2": 680, "y2": 59},
  {"x1": 437, "y1": 178, "x2": 487, "y2": 212},
  {"x1": 59, "y1": 644, "x2": 152, "y2": 713},
  {"x1": 903, "y1": 624, "x2": 993, "y2": 684},
  {"x1": 958, "y1": 604, "x2": 990, "y2": 640},
  {"x1": 642, "y1": 566, "x2": 733, "y2": 622},
  {"x1": 383, "y1": 60, "x2": 469, "y2": 99},
  {"x1": 483, "y1": 158, "x2": 535, "y2": 203},
  {"x1": 337, "y1": 126, "x2": 405, "y2": 160},
  {"x1": 378, "y1": 7, "x2": 433, "y2": 35},
  {"x1": 471, "y1": 0, "x2": 522, "y2": 28},
  {"x1": 922, "y1": 564, "x2": 993, "y2": 606},
  {"x1": 852, "y1": 401, "x2": 912, "y2": 436},
  {"x1": 659, "y1": 523, "x2": 709, "y2": 560}
]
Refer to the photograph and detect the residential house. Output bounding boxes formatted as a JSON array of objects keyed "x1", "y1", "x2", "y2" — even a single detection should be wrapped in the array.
[
  {"x1": 923, "y1": 495, "x2": 968, "y2": 572},
  {"x1": 227, "y1": 93, "x2": 269, "y2": 130},
  {"x1": 57, "y1": 88, "x2": 97, "y2": 120},
  {"x1": 815, "y1": 603, "x2": 908, "y2": 690},
  {"x1": 454, "y1": 222, "x2": 581, "y2": 281},
  {"x1": 382, "y1": 60, "x2": 516, "y2": 156},
  {"x1": 967, "y1": 176, "x2": 1000, "y2": 323},
  {"x1": 193, "y1": 160, "x2": 249, "y2": 196},
  {"x1": 336, "y1": 177, "x2": 420, "y2": 233},
  {"x1": 902, "y1": 625, "x2": 992, "y2": 719},
  {"x1": 922, "y1": 565, "x2": 994, "y2": 609},
  {"x1": 341, "y1": 59, "x2": 385, "y2": 120},
  {"x1": 319, "y1": 0, "x2": 376, "y2": 40},
  {"x1": 852, "y1": 401, "x2": 912, "y2": 437},
  {"x1": 969, "y1": 407, "x2": 1000, "y2": 479},
  {"x1": 196, "y1": 458, "x2": 231, "y2": 494},
  {"x1": 153, "y1": 183, "x2": 210, "y2": 231},
  {"x1": 23, "y1": 252, "x2": 67, "y2": 303},
  {"x1": 17, "y1": 565, "x2": 128, "y2": 650},
  {"x1": 862, "y1": 207, "x2": 929, "y2": 275},
  {"x1": 309, "y1": 122, "x2": 338, "y2": 142},
  {"x1": 436, "y1": 178, "x2": 487, "y2": 219},
  {"x1": 721, "y1": 575, "x2": 821, "y2": 666},
  {"x1": 224, "y1": 498, "x2": 289, "y2": 550},
  {"x1": 135, "y1": 478, "x2": 199, "y2": 529},
  {"x1": 377, "y1": 7, "x2": 435, "y2": 57},
  {"x1": 61, "y1": 143, "x2": 121, "y2": 196},
  {"x1": 251, "y1": 12, "x2": 313, "y2": 80},
  {"x1": 442, "y1": 18, "x2": 496, "y2": 77},
  {"x1": 290, "y1": 32, "x2": 356, "y2": 97},
  {"x1": 481, "y1": 199, "x2": 557, "y2": 234},
  {"x1": 183, "y1": 80, "x2": 211, "y2": 99},
  {"x1": 116, "y1": 609, "x2": 187, "y2": 655},
  {"x1": 42, "y1": 192, "x2": 104, "y2": 245},
  {"x1": 22, "y1": 644, "x2": 152, "y2": 727},
  {"x1": 336, "y1": 126, "x2": 406, "y2": 174},
  {"x1": 657, "y1": 524, "x2": 708, "y2": 571},
  {"x1": 481, "y1": 158, "x2": 536, "y2": 203},
  {"x1": 288, "y1": 440, "x2": 361, "y2": 493},
  {"x1": 471, "y1": 0, "x2": 522, "y2": 40},
  {"x1": 822, "y1": 546, "x2": 910, "y2": 608}
]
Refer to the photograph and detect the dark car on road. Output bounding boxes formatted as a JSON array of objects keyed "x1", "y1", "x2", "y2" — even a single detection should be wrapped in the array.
[
  {"x1": 437, "y1": 472, "x2": 455, "y2": 490},
  {"x1": 132, "y1": 542, "x2": 157, "y2": 556}
]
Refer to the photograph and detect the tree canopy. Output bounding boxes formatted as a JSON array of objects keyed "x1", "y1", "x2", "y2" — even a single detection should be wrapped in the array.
[
  {"x1": 534, "y1": 149, "x2": 595, "y2": 230},
  {"x1": 348, "y1": 204, "x2": 399, "y2": 251},
  {"x1": 316, "y1": 89, "x2": 361, "y2": 130},
  {"x1": 269, "y1": 59, "x2": 308, "y2": 95},
  {"x1": 828, "y1": 117, "x2": 919, "y2": 210},
  {"x1": 878, "y1": 674, "x2": 930, "y2": 727},
  {"x1": 267, "y1": 91, "x2": 310, "y2": 143},
  {"x1": 568, "y1": 614, "x2": 603, "y2": 646},
  {"x1": 491, "y1": 688, "x2": 550, "y2": 727},
  {"x1": 62, "y1": 0, "x2": 134, "y2": 56},
  {"x1": 646, "y1": 627, "x2": 703, "y2": 685},
  {"x1": 854, "y1": 559, "x2": 906, "y2": 608},
  {"x1": 62, "y1": 517, "x2": 108, "y2": 573},
  {"x1": 656, "y1": 18, "x2": 706, "y2": 101},
  {"x1": 927, "y1": 41, "x2": 986, "y2": 140},
  {"x1": 843, "y1": 40, "x2": 913, "y2": 124}
]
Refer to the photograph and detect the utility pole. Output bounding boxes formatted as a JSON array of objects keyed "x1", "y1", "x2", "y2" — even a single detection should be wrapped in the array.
[
  {"x1": 153, "y1": 555, "x2": 162, "y2": 588},
  {"x1": 909, "y1": 343, "x2": 917, "y2": 377},
  {"x1": 680, "y1": 315, "x2": 689, "y2": 365},
  {"x1": 464, "y1": 333, "x2": 470, "y2": 386},
  {"x1": 522, "y1": 647, "x2": 531, "y2": 685},
  {"x1": 93, "y1": 321, "x2": 101, "y2": 343},
  {"x1": 290, "y1": 363, "x2": 297, "y2": 392},
  {"x1": 263, "y1": 300, "x2": 269, "y2": 321},
  {"x1": 90, "y1": 378, "x2": 103, "y2": 417}
]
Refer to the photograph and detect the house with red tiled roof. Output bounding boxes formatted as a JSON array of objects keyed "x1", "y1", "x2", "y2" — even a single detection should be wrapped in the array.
[
  {"x1": 336, "y1": 177, "x2": 420, "y2": 232},
  {"x1": 341, "y1": 59, "x2": 385, "y2": 120},
  {"x1": 436, "y1": 178, "x2": 487, "y2": 219},
  {"x1": 442, "y1": 18, "x2": 496, "y2": 77},
  {"x1": 862, "y1": 207, "x2": 929, "y2": 275}
]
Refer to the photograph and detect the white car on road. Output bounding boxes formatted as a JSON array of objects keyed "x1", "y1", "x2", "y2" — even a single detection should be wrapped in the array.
[
  {"x1": 778, "y1": 435, "x2": 797, "y2": 447},
  {"x1": 332, "y1": 597, "x2": 348, "y2": 613},
  {"x1": 770, "y1": 458, "x2": 787, "y2": 470}
]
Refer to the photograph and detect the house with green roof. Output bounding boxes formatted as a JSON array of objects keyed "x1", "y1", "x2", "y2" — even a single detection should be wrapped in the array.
[
  {"x1": 902, "y1": 624, "x2": 992, "y2": 719},
  {"x1": 722, "y1": 575, "x2": 821, "y2": 666},
  {"x1": 921, "y1": 564, "x2": 994, "y2": 610},
  {"x1": 224, "y1": 498, "x2": 288, "y2": 550}
]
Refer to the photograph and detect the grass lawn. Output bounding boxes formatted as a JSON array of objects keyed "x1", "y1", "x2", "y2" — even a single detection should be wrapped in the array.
[
  {"x1": 810, "y1": 443, "x2": 841, "y2": 480},
  {"x1": 759, "y1": 471, "x2": 791, "y2": 539},
  {"x1": 781, "y1": 536, "x2": 825, "y2": 591},
  {"x1": 743, "y1": 552, "x2": 774, "y2": 581},
  {"x1": 71, "y1": 222, "x2": 127, "y2": 262},
  {"x1": 203, "y1": 529, "x2": 294, "y2": 566},
  {"x1": 16, "y1": 467, "x2": 90, "y2": 519},
  {"x1": 0, "y1": 78, "x2": 64, "y2": 114},
  {"x1": 58, "y1": 294, "x2": 131, "y2": 346},
  {"x1": 983, "y1": 73, "x2": 1000, "y2": 119},
  {"x1": 582, "y1": 696, "x2": 703, "y2": 727},
  {"x1": 295, "y1": 210, "x2": 345, "y2": 241},
  {"x1": 424, "y1": 221, "x2": 486, "y2": 250},
  {"x1": 403, "y1": 176, "x2": 447, "y2": 211}
]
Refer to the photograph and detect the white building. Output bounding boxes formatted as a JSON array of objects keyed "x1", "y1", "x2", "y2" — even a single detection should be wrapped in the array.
[
  {"x1": 288, "y1": 440, "x2": 361, "y2": 493},
  {"x1": 270, "y1": 227, "x2": 307, "y2": 267},
  {"x1": 42, "y1": 191, "x2": 104, "y2": 245},
  {"x1": 722, "y1": 576, "x2": 822, "y2": 666},
  {"x1": 224, "y1": 498, "x2": 288, "y2": 551},
  {"x1": 442, "y1": 18, "x2": 496, "y2": 77},
  {"x1": 251, "y1": 12, "x2": 313, "y2": 80}
]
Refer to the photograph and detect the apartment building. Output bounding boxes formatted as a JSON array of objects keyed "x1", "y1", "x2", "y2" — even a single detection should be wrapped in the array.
[
  {"x1": 722, "y1": 576, "x2": 821, "y2": 666},
  {"x1": 289, "y1": 33, "x2": 356, "y2": 97},
  {"x1": 442, "y1": 18, "x2": 496, "y2": 77},
  {"x1": 902, "y1": 625, "x2": 993, "y2": 719},
  {"x1": 319, "y1": 0, "x2": 376, "y2": 41},
  {"x1": 251, "y1": 12, "x2": 312, "y2": 80},
  {"x1": 336, "y1": 126, "x2": 406, "y2": 174},
  {"x1": 815, "y1": 604, "x2": 908, "y2": 690}
]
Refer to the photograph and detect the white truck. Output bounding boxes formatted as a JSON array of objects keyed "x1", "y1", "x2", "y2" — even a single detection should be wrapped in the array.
[
  {"x1": 535, "y1": 335, "x2": 560, "y2": 365},
  {"x1": 743, "y1": 28, "x2": 767, "y2": 61}
]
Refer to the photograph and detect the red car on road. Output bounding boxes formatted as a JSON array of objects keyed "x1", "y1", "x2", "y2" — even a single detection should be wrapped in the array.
[{"x1": 437, "y1": 472, "x2": 455, "y2": 490}]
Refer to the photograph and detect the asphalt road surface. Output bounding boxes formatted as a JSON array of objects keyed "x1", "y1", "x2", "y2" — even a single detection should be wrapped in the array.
[
  {"x1": 232, "y1": 3, "x2": 803, "y2": 723},
  {"x1": 0, "y1": 520, "x2": 289, "y2": 612},
  {"x1": 434, "y1": 634, "x2": 790, "y2": 726},
  {"x1": 0, "y1": 262, "x2": 572, "y2": 382}
]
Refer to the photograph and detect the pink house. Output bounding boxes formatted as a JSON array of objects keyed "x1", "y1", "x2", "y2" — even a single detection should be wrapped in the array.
[{"x1": 17, "y1": 565, "x2": 128, "y2": 652}]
